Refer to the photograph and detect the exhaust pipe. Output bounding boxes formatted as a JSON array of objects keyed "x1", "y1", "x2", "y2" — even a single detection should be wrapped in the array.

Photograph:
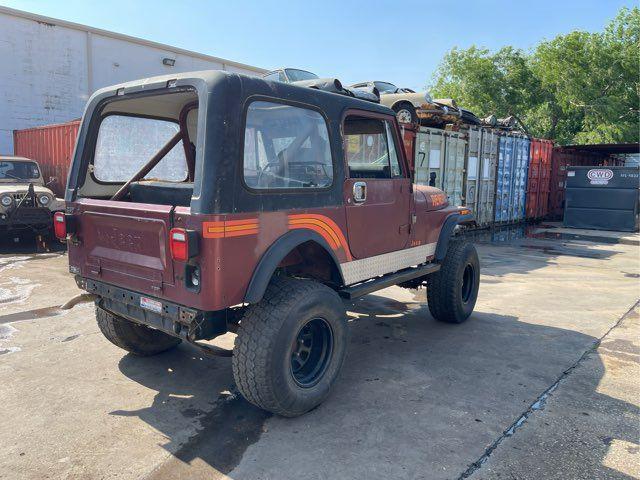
[{"x1": 60, "y1": 293, "x2": 98, "y2": 310}]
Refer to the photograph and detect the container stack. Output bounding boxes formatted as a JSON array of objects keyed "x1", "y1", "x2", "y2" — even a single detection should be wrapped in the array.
[{"x1": 12, "y1": 99, "x2": 634, "y2": 231}]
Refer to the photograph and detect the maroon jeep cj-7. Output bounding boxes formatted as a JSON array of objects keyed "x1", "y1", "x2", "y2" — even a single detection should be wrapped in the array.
[{"x1": 56, "y1": 71, "x2": 479, "y2": 417}]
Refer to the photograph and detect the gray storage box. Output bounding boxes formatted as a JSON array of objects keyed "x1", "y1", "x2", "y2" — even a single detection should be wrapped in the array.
[{"x1": 564, "y1": 166, "x2": 639, "y2": 231}]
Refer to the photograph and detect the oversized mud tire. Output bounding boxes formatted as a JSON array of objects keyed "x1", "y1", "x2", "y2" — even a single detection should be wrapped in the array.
[
  {"x1": 427, "y1": 240, "x2": 480, "y2": 324},
  {"x1": 95, "y1": 305, "x2": 181, "y2": 356},
  {"x1": 232, "y1": 277, "x2": 348, "y2": 417}
]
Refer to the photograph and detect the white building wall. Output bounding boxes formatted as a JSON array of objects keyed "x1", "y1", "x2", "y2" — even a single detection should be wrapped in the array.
[{"x1": 0, "y1": 7, "x2": 265, "y2": 154}]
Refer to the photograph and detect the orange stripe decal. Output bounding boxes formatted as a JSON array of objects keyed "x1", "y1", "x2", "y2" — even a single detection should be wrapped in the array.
[
  {"x1": 202, "y1": 214, "x2": 353, "y2": 261},
  {"x1": 288, "y1": 218, "x2": 341, "y2": 247},
  {"x1": 202, "y1": 220, "x2": 259, "y2": 238},
  {"x1": 225, "y1": 228, "x2": 259, "y2": 238},
  {"x1": 289, "y1": 222, "x2": 339, "y2": 250},
  {"x1": 287, "y1": 214, "x2": 352, "y2": 261}
]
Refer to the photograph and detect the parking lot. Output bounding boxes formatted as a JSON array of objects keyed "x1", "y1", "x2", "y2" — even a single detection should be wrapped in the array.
[{"x1": 1, "y1": 225, "x2": 638, "y2": 480}]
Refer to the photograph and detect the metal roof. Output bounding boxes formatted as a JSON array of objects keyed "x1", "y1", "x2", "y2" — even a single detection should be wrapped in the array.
[
  {"x1": 559, "y1": 143, "x2": 640, "y2": 155},
  {"x1": 0, "y1": 5, "x2": 267, "y2": 75}
]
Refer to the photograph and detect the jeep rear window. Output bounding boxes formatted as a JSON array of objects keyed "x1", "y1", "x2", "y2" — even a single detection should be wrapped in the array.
[
  {"x1": 93, "y1": 115, "x2": 188, "y2": 183},
  {"x1": 243, "y1": 101, "x2": 333, "y2": 190}
]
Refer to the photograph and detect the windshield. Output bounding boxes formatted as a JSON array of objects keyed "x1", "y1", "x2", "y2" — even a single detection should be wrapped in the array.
[
  {"x1": 0, "y1": 160, "x2": 41, "y2": 181},
  {"x1": 285, "y1": 69, "x2": 319, "y2": 82},
  {"x1": 374, "y1": 82, "x2": 399, "y2": 94}
]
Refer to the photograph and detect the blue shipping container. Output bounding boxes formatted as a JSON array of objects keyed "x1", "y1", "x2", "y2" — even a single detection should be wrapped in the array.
[{"x1": 495, "y1": 133, "x2": 530, "y2": 223}]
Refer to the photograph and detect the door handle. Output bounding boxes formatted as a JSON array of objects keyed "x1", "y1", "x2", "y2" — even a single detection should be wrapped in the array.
[{"x1": 353, "y1": 181, "x2": 367, "y2": 203}]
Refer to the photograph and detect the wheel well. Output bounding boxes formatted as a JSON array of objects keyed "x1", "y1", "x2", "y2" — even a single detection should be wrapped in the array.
[
  {"x1": 392, "y1": 101, "x2": 415, "y2": 111},
  {"x1": 277, "y1": 240, "x2": 342, "y2": 286},
  {"x1": 243, "y1": 231, "x2": 345, "y2": 304}
]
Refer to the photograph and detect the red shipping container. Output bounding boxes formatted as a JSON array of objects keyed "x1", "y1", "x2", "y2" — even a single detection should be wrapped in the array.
[
  {"x1": 526, "y1": 138, "x2": 554, "y2": 219},
  {"x1": 13, "y1": 120, "x2": 80, "y2": 198}
]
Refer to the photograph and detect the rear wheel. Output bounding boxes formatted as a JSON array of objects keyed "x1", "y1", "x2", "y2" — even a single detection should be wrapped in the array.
[
  {"x1": 232, "y1": 277, "x2": 348, "y2": 417},
  {"x1": 393, "y1": 102, "x2": 418, "y2": 124},
  {"x1": 95, "y1": 305, "x2": 181, "y2": 356},
  {"x1": 427, "y1": 240, "x2": 480, "y2": 323}
]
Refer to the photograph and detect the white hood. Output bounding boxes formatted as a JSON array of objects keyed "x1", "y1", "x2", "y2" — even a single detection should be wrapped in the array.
[
  {"x1": 0, "y1": 184, "x2": 63, "y2": 211},
  {"x1": 0, "y1": 184, "x2": 54, "y2": 196}
]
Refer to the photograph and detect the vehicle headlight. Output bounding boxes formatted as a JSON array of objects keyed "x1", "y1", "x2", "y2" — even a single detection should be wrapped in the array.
[
  {"x1": 0, "y1": 195, "x2": 12, "y2": 207},
  {"x1": 38, "y1": 194, "x2": 51, "y2": 206}
]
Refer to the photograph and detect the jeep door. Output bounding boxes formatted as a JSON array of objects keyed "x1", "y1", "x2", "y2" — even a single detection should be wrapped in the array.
[{"x1": 343, "y1": 113, "x2": 411, "y2": 259}]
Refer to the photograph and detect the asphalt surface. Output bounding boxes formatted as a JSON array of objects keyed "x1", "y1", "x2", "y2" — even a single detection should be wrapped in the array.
[{"x1": 0, "y1": 225, "x2": 638, "y2": 480}]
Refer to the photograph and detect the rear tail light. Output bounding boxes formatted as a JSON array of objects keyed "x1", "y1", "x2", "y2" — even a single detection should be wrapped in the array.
[
  {"x1": 169, "y1": 228, "x2": 199, "y2": 262},
  {"x1": 53, "y1": 212, "x2": 66, "y2": 239}
]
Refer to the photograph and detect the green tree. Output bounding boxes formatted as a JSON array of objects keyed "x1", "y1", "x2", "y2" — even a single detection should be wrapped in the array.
[{"x1": 429, "y1": 7, "x2": 639, "y2": 144}]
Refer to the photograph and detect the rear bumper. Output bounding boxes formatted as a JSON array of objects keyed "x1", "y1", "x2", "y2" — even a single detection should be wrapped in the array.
[{"x1": 76, "y1": 277, "x2": 227, "y2": 341}]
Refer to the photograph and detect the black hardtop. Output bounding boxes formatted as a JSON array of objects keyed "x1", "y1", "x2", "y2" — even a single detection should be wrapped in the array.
[
  {"x1": 68, "y1": 70, "x2": 400, "y2": 214},
  {"x1": 83, "y1": 69, "x2": 393, "y2": 117}
]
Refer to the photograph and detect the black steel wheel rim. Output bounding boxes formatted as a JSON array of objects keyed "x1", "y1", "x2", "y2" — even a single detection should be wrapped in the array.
[
  {"x1": 461, "y1": 263, "x2": 475, "y2": 304},
  {"x1": 290, "y1": 317, "x2": 333, "y2": 388}
]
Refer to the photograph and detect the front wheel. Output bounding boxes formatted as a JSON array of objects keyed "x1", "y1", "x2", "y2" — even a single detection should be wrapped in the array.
[
  {"x1": 427, "y1": 240, "x2": 480, "y2": 323},
  {"x1": 232, "y1": 277, "x2": 348, "y2": 417}
]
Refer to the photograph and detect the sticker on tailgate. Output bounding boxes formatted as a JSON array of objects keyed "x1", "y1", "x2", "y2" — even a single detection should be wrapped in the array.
[{"x1": 140, "y1": 296, "x2": 163, "y2": 314}]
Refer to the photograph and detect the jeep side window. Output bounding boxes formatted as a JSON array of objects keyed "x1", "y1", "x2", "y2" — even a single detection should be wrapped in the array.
[
  {"x1": 344, "y1": 117, "x2": 402, "y2": 179},
  {"x1": 243, "y1": 101, "x2": 333, "y2": 190},
  {"x1": 93, "y1": 115, "x2": 188, "y2": 183}
]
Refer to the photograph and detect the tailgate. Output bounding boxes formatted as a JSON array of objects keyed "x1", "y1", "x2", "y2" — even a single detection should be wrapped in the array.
[{"x1": 74, "y1": 200, "x2": 175, "y2": 294}]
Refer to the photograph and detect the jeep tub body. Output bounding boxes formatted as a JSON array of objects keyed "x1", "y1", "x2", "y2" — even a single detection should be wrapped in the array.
[{"x1": 61, "y1": 70, "x2": 478, "y2": 416}]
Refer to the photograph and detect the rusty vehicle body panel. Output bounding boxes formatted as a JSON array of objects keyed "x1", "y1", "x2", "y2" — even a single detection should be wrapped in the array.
[{"x1": 399, "y1": 124, "x2": 417, "y2": 170}]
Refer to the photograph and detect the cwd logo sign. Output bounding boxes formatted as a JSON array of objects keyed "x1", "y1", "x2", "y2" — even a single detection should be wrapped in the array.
[{"x1": 586, "y1": 168, "x2": 614, "y2": 185}]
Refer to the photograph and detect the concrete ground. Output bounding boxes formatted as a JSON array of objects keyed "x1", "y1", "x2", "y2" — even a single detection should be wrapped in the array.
[{"x1": 0, "y1": 226, "x2": 638, "y2": 480}]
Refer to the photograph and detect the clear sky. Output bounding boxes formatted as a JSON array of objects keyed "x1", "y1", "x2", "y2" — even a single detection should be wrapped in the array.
[{"x1": 2, "y1": 0, "x2": 635, "y2": 91}]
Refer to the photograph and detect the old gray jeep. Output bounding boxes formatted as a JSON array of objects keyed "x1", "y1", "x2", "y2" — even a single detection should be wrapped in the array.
[{"x1": 0, "y1": 156, "x2": 63, "y2": 237}]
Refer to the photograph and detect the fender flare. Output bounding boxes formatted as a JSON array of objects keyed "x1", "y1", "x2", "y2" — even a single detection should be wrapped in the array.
[
  {"x1": 243, "y1": 229, "x2": 344, "y2": 304},
  {"x1": 434, "y1": 213, "x2": 474, "y2": 261},
  {"x1": 391, "y1": 99, "x2": 417, "y2": 111}
]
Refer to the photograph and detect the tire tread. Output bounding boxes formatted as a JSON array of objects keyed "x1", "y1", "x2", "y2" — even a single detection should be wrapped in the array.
[
  {"x1": 96, "y1": 306, "x2": 180, "y2": 356},
  {"x1": 232, "y1": 277, "x2": 342, "y2": 416}
]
